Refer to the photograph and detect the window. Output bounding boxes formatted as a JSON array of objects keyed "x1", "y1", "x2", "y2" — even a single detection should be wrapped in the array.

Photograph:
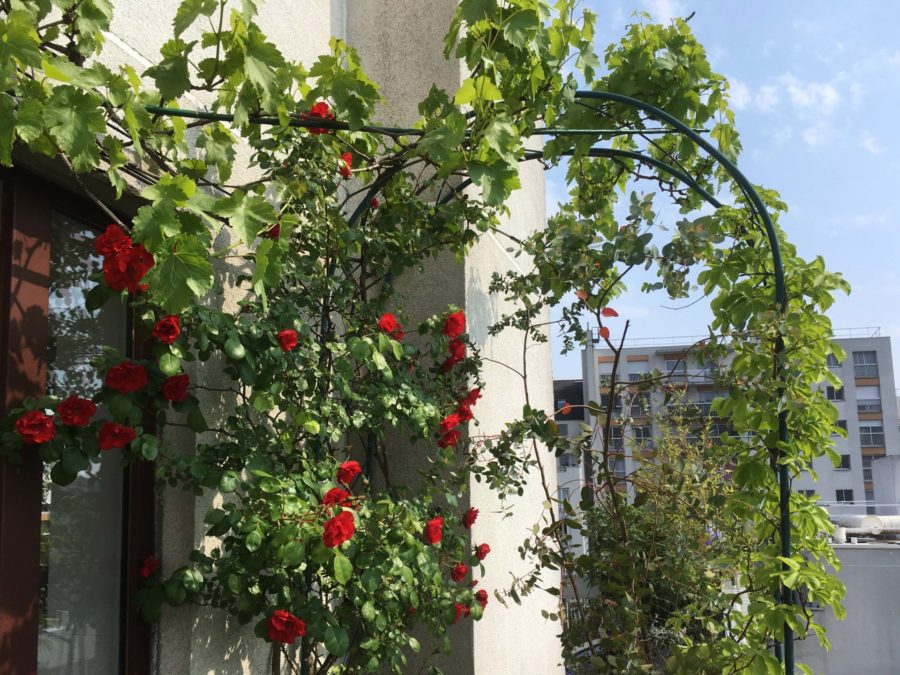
[
  {"x1": 697, "y1": 390, "x2": 716, "y2": 415},
  {"x1": 558, "y1": 453, "x2": 576, "y2": 470},
  {"x1": 835, "y1": 489, "x2": 855, "y2": 503},
  {"x1": 852, "y1": 351, "x2": 878, "y2": 379},
  {"x1": 863, "y1": 456, "x2": 873, "y2": 482},
  {"x1": 831, "y1": 419, "x2": 847, "y2": 436},
  {"x1": 607, "y1": 455, "x2": 626, "y2": 478},
  {"x1": 856, "y1": 385, "x2": 882, "y2": 413},
  {"x1": 798, "y1": 489, "x2": 817, "y2": 498},
  {"x1": 836, "y1": 454, "x2": 851, "y2": 470},
  {"x1": 558, "y1": 487, "x2": 570, "y2": 520},
  {"x1": 826, "y1": 386, "x2": 844, "y2": 401},
  {"x1": 608, "y1": 426, "x2": 624, "y2": 450},
  {"x1": 598, "y1": 373, "x2": 613, "y2": 387},
  {"x1": 866, "y1": 489, "x2": 876, "y2": 515},
  {"x1": 633, "y1": 426, "x2": 653, "y2": 448},
  {"x1": 628, "y1": 372, "x2": 649, "y2": 382},
  {"x1": 599, "y1": 393, "x2": 623, "y2": 416},
  {"x1": 860, "y1": 425, "x2": 885, "y2": 447},
  {"x1": 665, "y1": 359, "x2": 687, "y2": 382},
  {"x1": 826, "y1": 353, "x2": 841, "y2": 368},
  {"x1": 629, "y1": 394, "x2": 649, "y2": 417},
  {"x1": 0, "y1": 173, "x2": 153, "y2": 674}
]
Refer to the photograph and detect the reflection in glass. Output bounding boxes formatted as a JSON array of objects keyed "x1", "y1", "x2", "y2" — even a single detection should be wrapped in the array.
[{"x1": 38, "y1": 214, "x2": 127, "y2": 675}]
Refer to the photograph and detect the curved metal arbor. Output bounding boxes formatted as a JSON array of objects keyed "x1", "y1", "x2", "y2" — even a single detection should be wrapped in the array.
[{"x1": 146, "y1": 91, "x2": 796, "y2": 673}]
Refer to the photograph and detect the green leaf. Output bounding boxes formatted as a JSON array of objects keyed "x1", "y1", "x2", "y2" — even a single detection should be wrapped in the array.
[
  {"x1": 333, "y1": 553, "x2": 352, "y2": 584},
  {"x1": 0, "y1": 94, "x2": 15, "y2": 165},
  {"x1": 361, "y1": 601, "x2": 376, "y2": 621},
  {"x1": 145, "y1": 39, "x2": 194, "y2": 101},
  {"x1": 454, "y1": 76, "x2": 502, "y2": 105},
  {"x1": 303, "y1": 420, "x2": 320, "y2": 435},
  {"x1": 324, "y1": 625, "x2": 350, "y2": 656},
  {"x1": 173, "y1": 0, "x2": 218, "y2": 36},
  {"x1": 148, "y1": 236, "x2": 214, "y2": 313},
  {"x1": 224, "y1": 335, "x2": 246, "y2": 361},
  {"x1": 159, "y1": 353, "x2": 182, "y2": 376},
  {"x1": 280, "y1": 541, "x2": 305, "y2": 567},
  {"x1": 216, "y1": 192, "x2": 277, "y2": 246},
  {"x1": 42, "y1": 85, "x2": 106, "y2": 173},
  {"x1": 195, "y1": 123, "x2": 236, "y2": 182},
  {"x1": 187, "y1": 407, "x2": 208, "y2": 433},
  {"x1": 245, "y1": 529, "x2": 263, "y2": 552}
]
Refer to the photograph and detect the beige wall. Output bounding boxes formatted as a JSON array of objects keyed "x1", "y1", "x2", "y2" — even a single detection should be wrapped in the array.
[{"x1": 103, "y1": 0, "x2": 561, "y2": 672}]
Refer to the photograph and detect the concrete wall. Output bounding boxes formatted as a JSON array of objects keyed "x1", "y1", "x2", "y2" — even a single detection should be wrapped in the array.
[
  {"x1": 100, "y1": 1, "x2": 561, "y2": 673},
  {"x1": 794, "y1": 544, "x2": 900, "y2": 675}
]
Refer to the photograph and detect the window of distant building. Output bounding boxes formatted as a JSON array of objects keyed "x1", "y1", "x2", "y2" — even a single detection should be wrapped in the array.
[
  {"x1": 852, "y1": 350, "x2": 878, "y2": 379},
  {"x1": 826, "y1": 386, "x2": 844, "y2": 401},
  {"x1": 835, "y1": 489, "x2": 854, "y2": 503}
]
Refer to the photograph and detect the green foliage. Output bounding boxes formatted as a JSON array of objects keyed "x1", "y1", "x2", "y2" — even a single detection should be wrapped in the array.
[{"x1": 0, "y1": 1, "x2": 849, "y2": 674}]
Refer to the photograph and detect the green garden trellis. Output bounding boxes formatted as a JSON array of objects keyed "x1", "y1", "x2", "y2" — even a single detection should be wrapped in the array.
[{"x1": 145, "y1": 89, "x2": 796, "y2": 674}]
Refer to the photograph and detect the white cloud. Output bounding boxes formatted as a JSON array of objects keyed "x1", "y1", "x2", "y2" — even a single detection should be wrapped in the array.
[
  {"x1": 728, "y1": 79, "x2": 750, "y2": 110},
  {"x1": 778, "y1": 74, "x2": 840, "y2": 113},
  {"x1": 756, "y1": 85, "x2": 779, "y2": 112},
  {"x1": 642, "y1": 0, "x2": 684, "y2": 22},
  {"x1": 860, "y1": 132, "x2": 885, "y2": 155},
  {"x1": 801, "y1": 122, "x2": 832, "y2": 147}
]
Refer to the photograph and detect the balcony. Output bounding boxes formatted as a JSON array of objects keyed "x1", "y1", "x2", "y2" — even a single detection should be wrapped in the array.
[
  {"x1": 857, "y1": 399, "x2": 882, "y2": 414},
  {"x1": 854, "y1": 364, "x2": 879, "y2": 379},
  {"x1": 861, "y1": 432, "x2": 886, "y2": 447}
]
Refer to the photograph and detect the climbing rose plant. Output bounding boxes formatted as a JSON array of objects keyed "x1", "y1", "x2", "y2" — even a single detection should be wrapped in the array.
[{"x1": 0, "y1": 0, "x2": 848, "y2": 674}]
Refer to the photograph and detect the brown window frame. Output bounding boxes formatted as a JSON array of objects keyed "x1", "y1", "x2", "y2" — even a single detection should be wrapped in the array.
[{"x1": 0, "y1": 169, "x2": 154, "y2": 675}]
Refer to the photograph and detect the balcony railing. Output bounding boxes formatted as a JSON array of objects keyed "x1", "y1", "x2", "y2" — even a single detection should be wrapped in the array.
[
  {"x1": 857, "y1": 399, "x2": 882, "y2": 413},
  {"x1": 861, "y1": 433, "x2": 886, "y2": 447},
  {"x1": 854, "y1": 364, "x2": 879, "y2": 379}
]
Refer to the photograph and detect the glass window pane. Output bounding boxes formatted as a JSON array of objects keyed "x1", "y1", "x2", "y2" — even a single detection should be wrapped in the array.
[{"x1": 39, "y1": 213, "x2": 127, "y2": 675}]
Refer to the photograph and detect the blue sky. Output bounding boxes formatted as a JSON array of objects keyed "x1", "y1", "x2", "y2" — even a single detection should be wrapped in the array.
[{"x1": 549, "y1": 0, "x2": 900, "y2": 384}]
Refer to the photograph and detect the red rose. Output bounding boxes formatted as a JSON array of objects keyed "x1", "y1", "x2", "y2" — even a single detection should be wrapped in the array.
[
  {"x1": 322, "y1": 487, "x2": 351, "y2": 508},
  {"x1": 261, "y1": 223, "x2": 280, "y2": 239},
  {"x1": 465, "y1": 388, "x2": 482, "y2": 406},
  {"x1": 454, "y1": 602, "x2": 470, "y2": 623},
  {"x1": 305, "y1": 101, "x2": 335, "y2": 135},
  {"x1": 441, "y1": 357, "x2": 460, "y2": 373},
  {"x1": 105, "y1": 362, "x2": 148, "y2": 394},
  {"x1": 456, "y1": 402, "x2": 473, "y2": 422},
  {"x1": 267, "y1": 610, "x2": 307, "y2": 643},
  {"x1": 322, "y1": 510, "x2": 356, "y2": 548},
  {"x1": 377, "y1": 313, "x2": 403, "y2": 340},
  {"x1": 93, "y1": 224, "x2": 133, "y2": 257},
  {"x1": 600, "y1": 307, "x2": 619, "y2": 318},
  {"x1": 438, "y1": 430, "x2": 461, "y2": 448},
  {"x1": 443, "y1": 310, "x2": 466, "y2": 338},
  {"x1": 277, "y1": 329, "x2": 299, "y2": 352},
  {"x1": 162, "y1": 374, "x2": 190, "y2": 402},
  {"x1": 336, "y1": 460, "x2": 362, "y2": 485},
  {"x1": 339, "y1": 152, "x2": 353, "y2": 179},
  {"x1": 57, "y1": 396, "x2": 97, "y2": 427},
  {"x1": 475, "y1": 543, "x2": 491, "y2": 561},
  {"x1": 439, "y1": 412, "x2": 460, "y2": 436},
  {"x1": 424, "y1": 515, "x2": 444, "y2": 545},
  {"x1": 371, "y1": 197, "x2": 379, "y2": 209},
  {"x1": 448, "y1": 338, "x2": 466, "y2": 361},
  {"x1": 152, "y1": 315, "x2": 181, "y2": 344},
  {"x1": 138, "y1": 555, "x2": 158, "y2": 580},
  {"x1": 103, "y1": 244, "x2": 154, "y2": 293},
  {"x1": 462, "y1": 507, "x2": 479, "y2": 529},
  {"x1": 98, "y1": 421, "x2": 137, "y2": 451},
  {"x1": 475, "y1": 589, "x2": 488, "y2": 609},
  {"x1": 15, "y1": 410, "x2": 56, "y2": 444},
  {"x1": 451, "y1": 563, "x2": 468, "y2": 583}
]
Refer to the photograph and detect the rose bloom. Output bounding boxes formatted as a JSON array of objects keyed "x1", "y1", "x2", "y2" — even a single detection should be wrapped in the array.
[
  {"x1": 439, "y1": 412, "x2": 460, "y2": 435},
  {"x1": 305, "y1": 101, "x2": 335, "y2": 135},
  {"x1": 475, "y1": 589, "x2": 488, "y2": 609},
  {"x1": 162, "y1": 374, "x2": 190, "y2": 402},
  {"x1": 15, "y1": 410, "x2": 56, "y2": 445},
  {"x1": 261, "y1": 223, "x2": 280, "y2": 239},
  {"x1": 339, "y1": 152, "x2": 353, "y2": 178},
  {"x1": 99, "y1": 421, "x2": 137, "y2": 451},
  {"x1": 454, "y1": 602, "x2": 470, "y2": 623},
  {"x1": 102, "y1": 245, "x2": 154, "y2": 293},
  {"x1": 424, "y1": 515, "x2": 444, "y2": 545},
  {"x1": 370, "y1": 197, "x2": 380, "y2": 209},
  {"x1": 448, "y1": 338, "x2": 466, "y2": 361},
  {"x1": 451, "y1": 563, "x2": 468, "y2": 583},
  {"x1": 93, "y1": 223, "x2": 133, "y2": 257},
  {"x1": 138, "y1": 555, "x2": 158, "y2": 580},
  {"x1": 442, "y1": 310, "x2": 466, "y2": 338},
  {"x1": 322, "y1": 510, "x2": 356, "y2": 548},
  {"x1": 462, "y1": 507, "x2": 479, "y2": 529},
  {"x1": 475, "y1": 543, "x2": 491, "y2": 561},
  {"x1": 267, "y1": 610, "x2": 307, "y2": 643},
  {"x1": 465, "y1": 388, "x2": 482, "y2": 406},
  {"x1": 377, "y1": 313, "x2": 403, "y2": 340},
  {"x1": 440, "y1": 356, "x2": 460, "y2": 373},
  {"x1": 322, "y1": 487, "x2": 351, "y2": 508},
  {"x1": 456, "y1": 401, "x2": 473, "y2": 422},
  {"x1": 105, "y1": 361, "x2": 148, "y2": 394},
  {"x1": 438, "y1": 430, "x2": 461, "y2": 448},
  {"x1": 336, "y1": 460, "x2": 362, "y2": 485},
  {"x1": 152, "y1": 315, "x2": 181, "y2": 344},
  {"x1": 277, "y1": 329, "x2": 299, "y2": 352},
  {"x1": 57, "y1": 396, "x2": 97, "y2": 427}
]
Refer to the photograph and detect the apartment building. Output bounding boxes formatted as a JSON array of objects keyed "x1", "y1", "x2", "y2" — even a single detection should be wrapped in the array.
[{"x1": 562, "y1": 328, "x2": 899, "y2": 516}]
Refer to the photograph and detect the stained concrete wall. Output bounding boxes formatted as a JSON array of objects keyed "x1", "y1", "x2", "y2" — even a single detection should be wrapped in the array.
[{"x1": 102, "y1": 0, "x2": 562, "y2": 672}]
